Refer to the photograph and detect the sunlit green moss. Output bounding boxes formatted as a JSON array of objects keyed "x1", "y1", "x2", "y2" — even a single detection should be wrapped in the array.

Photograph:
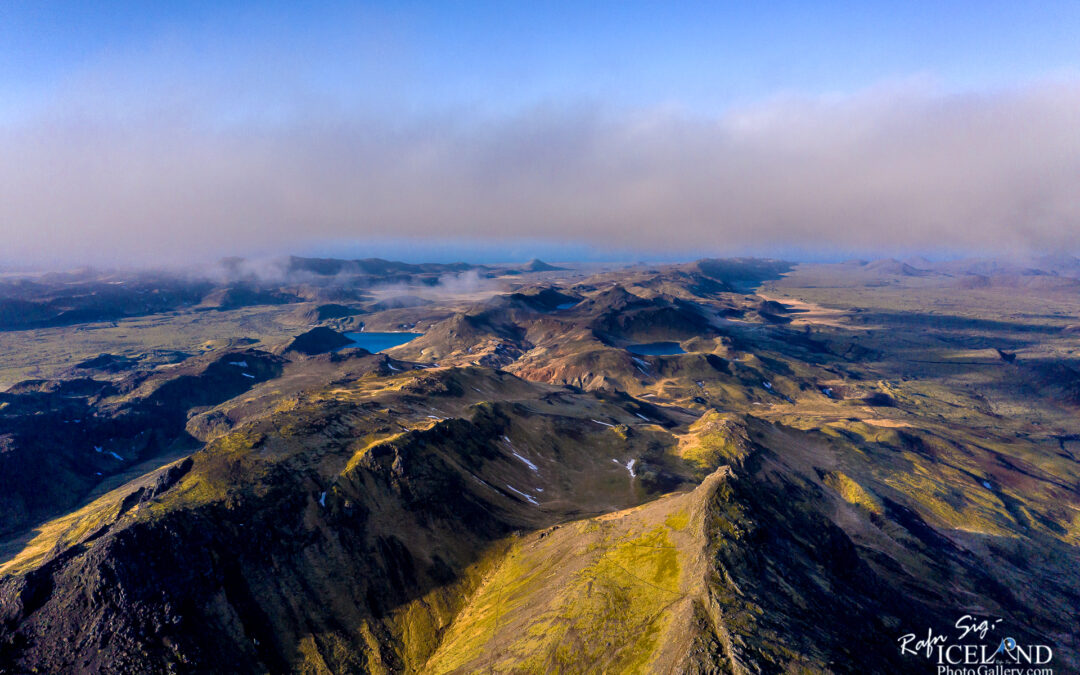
[{"x1": 823, "y1": 471, "x2": 883, "y2": 515}]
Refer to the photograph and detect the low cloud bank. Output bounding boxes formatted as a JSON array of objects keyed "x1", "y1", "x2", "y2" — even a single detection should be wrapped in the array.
[{"x1": 2, "y1": 80, "x2": 1078, "y2": 266}]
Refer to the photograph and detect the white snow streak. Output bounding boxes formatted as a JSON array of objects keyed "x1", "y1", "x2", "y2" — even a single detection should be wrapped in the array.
[
  {"x1": 505, "y1": 484, "x2": 539, "y2": 505},
  {"x1": 512, "y1": 452, "x2": 539, "y2": 472}
]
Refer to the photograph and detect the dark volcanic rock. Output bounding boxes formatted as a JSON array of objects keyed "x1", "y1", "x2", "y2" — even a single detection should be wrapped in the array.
[
  {"x1": 757, "y1": 309, "x2": 793, "y2": 324},
  {"x1": 310, "y1": 303, "x2": 360, "y2": 321},
  {"x1": 758, "y1": 299, "x2": 790, "y2": 314},
  {"x1": 486, "y1": 287, "x2": 579, "y2": 313},
  {"x1": 586, "y1": 288, "x2": 716, "y2": 344},
  {"x1": 5, "y1": 378, "x2": 116, "y2": 397},
  {"x1": 862, "y1": 392, "x2": 896, "y2": 407},
  {"x1": 521, "y1": 259, "x2": 565, "y2": 272},
  {"x1": 199, "y1": 285, "x2": 300, "y2": 310},
  {"x1": 285, "y1": 327, "x2": 355, "y2": 355},
  {"x1": 74, "y1": 353, "x2": 139, "y2": 372},
  {"x1": 292, "y1": 303, "x2": 364, "y2": 324},
  {"x1": 287, "y1": 255, "x2": 479, "y2": 278}
]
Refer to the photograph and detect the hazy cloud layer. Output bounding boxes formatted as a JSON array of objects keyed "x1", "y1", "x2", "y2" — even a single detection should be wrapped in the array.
[{"x1": 1, "y1": 80, "x2": 1078, "y2": 266}]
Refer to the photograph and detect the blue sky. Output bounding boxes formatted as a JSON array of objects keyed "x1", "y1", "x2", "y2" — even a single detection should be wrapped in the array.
[
  {"x1": 1, "y1": 2, "x2": 1078, "y2": 265},
  {"x1": 4, "y1": 1, "x2": 1078, "y2": 120}
]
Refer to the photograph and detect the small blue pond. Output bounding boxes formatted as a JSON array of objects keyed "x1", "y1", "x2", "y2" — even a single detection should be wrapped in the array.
[
  {"x1": 626, "y1": 342, "x2": 686, "y2": 356},
  {"x1": 341, "y1": 332, "x2": 423, "y2": 352}
]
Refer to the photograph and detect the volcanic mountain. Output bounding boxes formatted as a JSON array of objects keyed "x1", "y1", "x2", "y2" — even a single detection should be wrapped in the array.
[{"x1": 0, "y1": 257, "x2": 1077, "y2": 673}]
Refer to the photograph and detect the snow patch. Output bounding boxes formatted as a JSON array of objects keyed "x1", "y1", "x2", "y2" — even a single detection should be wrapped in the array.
[
  {"x1": 503, "y1": 436, "x2": 540, "y2": 472},
  {"x1": 242, "y1": 372, "x2": 255, "y2": 379},
  {"x1": 512, "y1": 452, "x2": 539, "y2": 472},
  {"x1": 762, "y1": 381, "x2": 773, "y2": 390},
  {"x1": 982, "y1": 481, "x2": 993, "y2": 489},
  {"x1": 591, "y1": 419, "x2": 614, "y2": 427},
  {"x1": 613, "y1": 458, "x2": 637, "y2": 477},
  {"x1": 319, "y1": 491, "x2": 327, "y2": 507},
  {"x1": 634, "y1": 413, "x2": 650, "y2": 421},
  {"x1": 93, "y1": 446, "x2": 103, "y2": 453},
  {"x1": 107, "y1": 451, "x2": 124, "y2": 461},
  {"x1": 505, "y1": 484, "x2": 539, "y2": 505},
  {"x1": 228, "y1": 360, "x2": 248, "y2": 367}
]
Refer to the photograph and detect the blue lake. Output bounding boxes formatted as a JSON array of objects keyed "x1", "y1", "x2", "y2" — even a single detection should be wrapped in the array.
[
  {"x1": 341, "y1": 332, "x2": 423, "y2": 352},
  {"x1": 626, "y1": 342, "x2": 686, "y2": 356}
]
